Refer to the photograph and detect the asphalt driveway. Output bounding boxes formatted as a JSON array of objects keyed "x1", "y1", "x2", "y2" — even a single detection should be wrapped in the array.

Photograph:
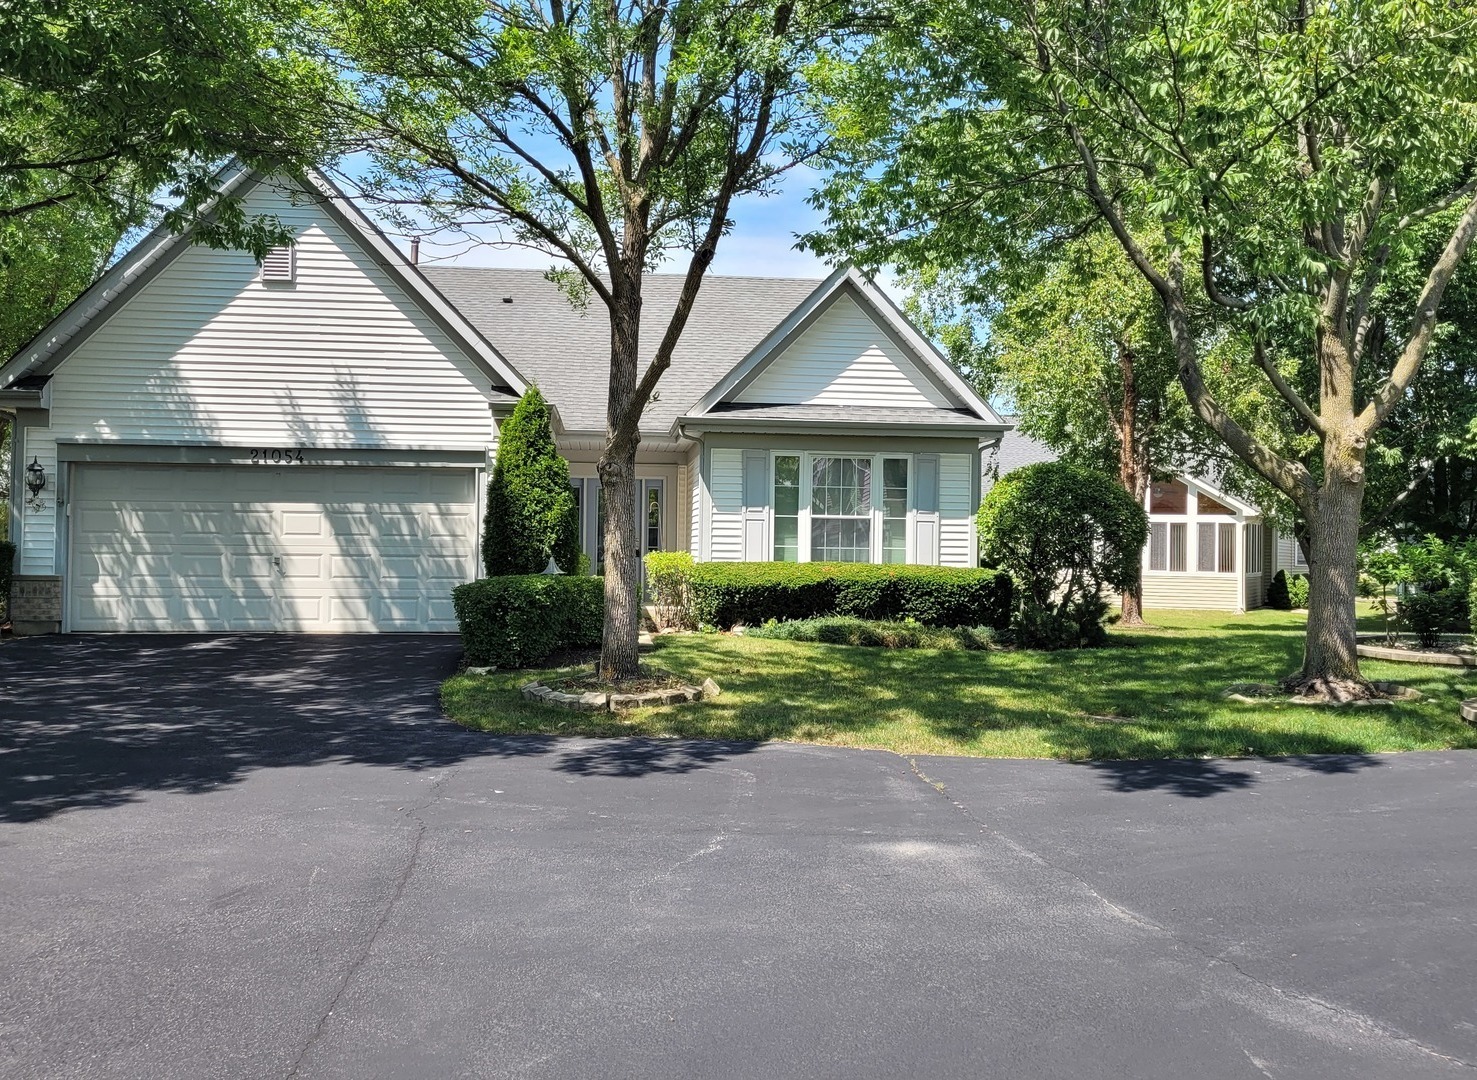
[{"x1": 2, "y1": 635, "x2": 1475, "y2": 1079}]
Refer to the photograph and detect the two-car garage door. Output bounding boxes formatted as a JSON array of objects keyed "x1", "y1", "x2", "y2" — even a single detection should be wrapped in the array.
[{"x1": 68, "y1": 464, "x2": 478, "y2": 632}]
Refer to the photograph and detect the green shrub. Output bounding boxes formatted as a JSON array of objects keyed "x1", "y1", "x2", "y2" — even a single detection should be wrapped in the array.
[
  {"x1": 483, "y1": 387, "x2": 580, "y2": 575},
  {"x1": 685, "y1": 562, "x2": 1014, "y2": 630},
  {"x1": 1398, "y1": 587, "x2": 1468, "y2": 648},
  {"x1": 746, "y1": 616, "x2": 998, "y2": 650},
  {"x1": 644, "y1": 551, "x2": 695, "y2": 629},
  {"x1": 1286, "y1": 573, "x2": 1310, "y2": 609},
  {"x1": 1470, "y1": 579, "x2": 1477, "y2": 641},
  {"x1": 977, "y1": 462, "x2": 1146, "y2": 649},
  {"x1": 452, "y1": 574, "x2": 603, "y2": 668},
  {"x1": 0, "y1": 539, "x2": 12, "y2": 623},
  {"x1": 1266, "y1": 569, "x2": 1291, "y2": 610}
]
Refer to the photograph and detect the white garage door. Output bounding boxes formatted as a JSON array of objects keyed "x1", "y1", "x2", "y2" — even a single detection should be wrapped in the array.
[{"x1": 69, "y1": 464, "x2": 478, "y2": 632}]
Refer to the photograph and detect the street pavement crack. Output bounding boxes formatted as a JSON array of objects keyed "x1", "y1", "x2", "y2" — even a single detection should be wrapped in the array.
[
  {"x1": 284, "y1": 766, "x2": 454, "y2": 1078},
  {"x1": 905, "y1": 757, "x2": 1477, "y2": 1072}
]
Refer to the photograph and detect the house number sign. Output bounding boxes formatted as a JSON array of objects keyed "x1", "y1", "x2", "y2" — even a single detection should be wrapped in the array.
[{"x1": 249, "y1": 448, "x2": 307, "y2": 464}]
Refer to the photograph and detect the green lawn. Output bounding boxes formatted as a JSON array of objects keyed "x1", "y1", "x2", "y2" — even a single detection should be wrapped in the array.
[{"x1": 440, "y1": 608, "x2": 1477, "y2": 760}]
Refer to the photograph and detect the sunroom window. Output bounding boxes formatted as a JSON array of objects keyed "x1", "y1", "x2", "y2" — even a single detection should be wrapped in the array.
[{"x1": 810, "y1": 456, "x2": 872, "y2": 562}]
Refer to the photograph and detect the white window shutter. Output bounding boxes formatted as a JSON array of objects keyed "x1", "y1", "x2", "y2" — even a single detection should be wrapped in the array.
[{"x1": 260, "y1": 245, "x2": 295, "y2": 282}]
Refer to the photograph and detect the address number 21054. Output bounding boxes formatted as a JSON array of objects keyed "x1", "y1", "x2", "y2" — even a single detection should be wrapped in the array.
[{"x1": 249, "y1": 448, "x2": 306, "y2": 464}]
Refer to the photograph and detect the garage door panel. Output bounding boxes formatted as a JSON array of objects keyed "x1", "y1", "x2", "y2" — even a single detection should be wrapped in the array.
[{"x1": 70, "y1": 464, "x2": 477, "y2": 633}]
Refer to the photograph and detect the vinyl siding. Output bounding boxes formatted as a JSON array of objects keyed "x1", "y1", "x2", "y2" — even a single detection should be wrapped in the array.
[
  {"x1": 938, "y1": 453, "x2": 975, "y2": 567},
  {"x1": 20, "y1": 178, "x2": 498, "y2": 574},
  {"x1": 708, "y1": 448, "x2": 744, "y2": 561},
  {"x1": 734, "y1": 293, "x2": 953, "y2": 409},
  {"x1": 1141, "y1": 573, "x2": 1241, "y2": 610},
  {"x1": 16, "y1": 428, "x2": 57, "y2": 576},
  {"x1": 685, "y1": 447, "x2": 701, "y2": 557},
  {"x1": 1274, "y1": 531, "x2": 1308, "y2": 573},
  {"x1": 1245, "y1": 572, "x2": 1266, "y2": 610}
]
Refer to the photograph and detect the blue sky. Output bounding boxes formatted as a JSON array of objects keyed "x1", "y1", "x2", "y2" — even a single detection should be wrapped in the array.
[{"x1": 399, "y1": 163, "x2": 837, "y2": 281}]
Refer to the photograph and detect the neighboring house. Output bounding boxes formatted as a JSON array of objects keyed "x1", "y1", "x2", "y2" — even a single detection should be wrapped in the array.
[
  {"x1": 984, "y1": 425, "x2": 1308, "y2": 613},
  {"x1": 0, "y1": 169, "x2": 1004, "y2": 634}
]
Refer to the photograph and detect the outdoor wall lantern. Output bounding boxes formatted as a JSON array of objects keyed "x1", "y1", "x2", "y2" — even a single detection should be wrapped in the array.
[{"x1": 24, "y1": 457, "x2": 46, "y2": 498}]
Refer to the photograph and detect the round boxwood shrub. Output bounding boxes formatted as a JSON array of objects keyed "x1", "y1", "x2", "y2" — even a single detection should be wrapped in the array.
[{"x1": 977, "y1": 462, "x2": 1148, "y2": 649}]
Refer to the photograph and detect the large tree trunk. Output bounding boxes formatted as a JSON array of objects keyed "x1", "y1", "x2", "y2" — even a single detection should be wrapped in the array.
[
  {"x1": 1283, "y1": 424, "x2": 1372, "y2": 697},
  {"x1": 1113, "y1": 340, "x2": 1150, "y2": 627},
  {"x1": 598, "y1": 446, "x2": 641, "y2": 680},
  {"x1": 598, "y1": 279, "x2": 644, "y2": 681}
]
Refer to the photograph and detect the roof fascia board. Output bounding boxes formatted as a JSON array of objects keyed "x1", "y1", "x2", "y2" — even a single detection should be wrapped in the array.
[
  {"x1": 854, "y1": 269, "x2": 1003, "y2": 425},
  {"x1": 678, "y1": 415, "x2": 1006, "y2": 439},
  {"x1": 0, "y1": 164, "x2": 263, "y2": 388}
]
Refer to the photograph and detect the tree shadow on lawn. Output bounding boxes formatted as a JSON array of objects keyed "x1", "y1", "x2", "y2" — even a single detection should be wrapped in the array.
[
  {"x1": 0, "y1": 635, "x2": 768, "y2": 824},
  {"x1": 649, "y1": 630, "x2": 1472, "y2": 769}
]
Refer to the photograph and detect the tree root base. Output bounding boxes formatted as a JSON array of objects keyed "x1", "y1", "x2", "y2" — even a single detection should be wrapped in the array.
[{"x1": 1224, "y1": 678, "x2": 1421, "y2": 707}]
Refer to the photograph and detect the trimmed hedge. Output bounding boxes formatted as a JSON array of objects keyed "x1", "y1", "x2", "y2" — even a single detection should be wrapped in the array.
[
  {"x1": 452, "y1": 575, "x2": 603, "y2": 668},
  {"x1": 747, "y1": 616, "x2": 998, "y2": 650},
  {"x1": 0, "y1": 539, "x2": 12, "y2": 624},
  {"x1": 686, "y1": 562, "x2": 1014, "y2": 630}
]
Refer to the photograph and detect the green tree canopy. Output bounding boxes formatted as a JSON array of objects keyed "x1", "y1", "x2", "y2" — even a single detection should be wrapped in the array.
[
  {"x1": 1, "y1": 0, "x2": 342, "y2": 260},
  {"x1": 484, "y1": 387, "x2": 581, "y2": 577},
  {"x1": 308, "y1": 0, "x2": 836, "y2": 678},
  {"x1": 813, "y1": 0, "x2": 1477, "y2": 697}
]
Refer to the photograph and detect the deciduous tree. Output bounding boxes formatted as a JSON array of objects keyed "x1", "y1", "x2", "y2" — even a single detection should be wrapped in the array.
[
  {"x1": 313, "y1": 0, "x2": 833, "y2": 678},
  {"x1": 813, "y1": 0, "x2": 1477, "y2": 698}
]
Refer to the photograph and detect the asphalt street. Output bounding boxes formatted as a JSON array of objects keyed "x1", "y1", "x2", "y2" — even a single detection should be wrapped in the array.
[{"x1": 1, "y1": 634, "x2": 1474, "y2": 1079}]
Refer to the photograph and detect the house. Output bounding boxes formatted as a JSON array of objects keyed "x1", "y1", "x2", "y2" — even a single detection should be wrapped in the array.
[
  {"x1": 983, "y1": 425, "x2": 1310, "y2": 613},
  {"x1": 0, "y1": 169, "x2": 1005, "y2": 634}
]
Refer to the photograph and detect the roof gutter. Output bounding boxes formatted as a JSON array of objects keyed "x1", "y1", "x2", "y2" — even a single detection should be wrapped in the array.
[{"x1": 678, "y1": 416, "x2": 1007, "y2": 439}]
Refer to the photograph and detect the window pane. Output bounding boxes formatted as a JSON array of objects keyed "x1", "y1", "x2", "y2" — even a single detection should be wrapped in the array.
[
  {"x1": 1198, "y1": 492, "x2": 1235, "y2": 516},
  {"x1": 811, "y1": 517, "x2": 871, "y2": 562},
  {"x1": 774, "y1": 516, "x2": 798, "y2": 562},
  {"x1": 774, "y1": 455, "x2": 800, "y2": 561},
  {"x1": 1198, "y1": 522, "x2": 1217, "y2": 572},
  {"x1": 646, "y1": 485, "x2": 661, "y2": 552},
  {"x1": 1149, "y1": 522, "x2": 1167, "y2": 571},
  {"x1": 883, "y1": 458, "x2": 908, "y2": 519},
  {"x1": 1169, "y1": 522, "x2": 1187, "y2": 572},
  {"x1": 811, "y1": 456, "x2": 873, "y2": 562},
  {"x1": 1149, "y1": 480, "x2": 1188, "y2": 514},
  {"x1": 1218, "y1": 523, "x2": 1236, "y2": 573},
  {"x1": 883, "y1": 519, "x2": 907, "y2": 563}
]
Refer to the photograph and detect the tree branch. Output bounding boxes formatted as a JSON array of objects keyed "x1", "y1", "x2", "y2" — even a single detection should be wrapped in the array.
[{"x1": 1360, "y1": 191, "x2": 1477, "y2": 434}]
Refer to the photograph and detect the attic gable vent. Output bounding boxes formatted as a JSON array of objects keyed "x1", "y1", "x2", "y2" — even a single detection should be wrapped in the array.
[{"x1": 260, "y1": 245, "x2": 295, "y2": 283}]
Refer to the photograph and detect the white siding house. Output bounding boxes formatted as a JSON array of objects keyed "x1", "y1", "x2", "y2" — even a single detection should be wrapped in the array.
[{"x1": 1, "y1": 172, "x2": 1005, "y2": 634}]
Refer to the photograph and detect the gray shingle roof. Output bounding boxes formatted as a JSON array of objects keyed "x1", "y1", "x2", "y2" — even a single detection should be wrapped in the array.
[
  {"x1": 982, "y1": 418, "x2": 1057, "y2": 491},
  {"x1": 422, "y1": 267, "x2": 822, "y2": 433}
]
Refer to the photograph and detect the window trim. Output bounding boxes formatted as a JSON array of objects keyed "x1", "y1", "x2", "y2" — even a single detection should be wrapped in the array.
[{"x1": 766, "y1": 449, "x2": 916, "y2": 565}]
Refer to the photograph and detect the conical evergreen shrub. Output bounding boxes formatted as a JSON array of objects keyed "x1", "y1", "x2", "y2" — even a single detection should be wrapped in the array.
[{"x1": 483, "y1": 387, "x2": 581, "y2": 575}]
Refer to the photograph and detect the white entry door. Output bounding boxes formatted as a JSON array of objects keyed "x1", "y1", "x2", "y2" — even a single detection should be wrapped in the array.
[{"x1": 68, "y1": 464, "x2": 478, "y2": 632}]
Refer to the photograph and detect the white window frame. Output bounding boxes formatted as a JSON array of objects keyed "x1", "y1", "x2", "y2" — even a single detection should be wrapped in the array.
[{"x1": 765, "y1": 450, "x2": 916, "y2": 565}]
